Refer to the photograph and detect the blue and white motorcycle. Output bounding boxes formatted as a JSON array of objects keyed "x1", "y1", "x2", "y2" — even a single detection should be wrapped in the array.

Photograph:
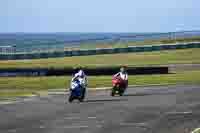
[{"x1": 68, "y1": 77, "x2": 86, "y2": 102}]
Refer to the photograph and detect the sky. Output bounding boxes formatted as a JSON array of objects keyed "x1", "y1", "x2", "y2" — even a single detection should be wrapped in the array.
[{"x1": 0, "y1": 0, "x2": 200, "y2": 33}]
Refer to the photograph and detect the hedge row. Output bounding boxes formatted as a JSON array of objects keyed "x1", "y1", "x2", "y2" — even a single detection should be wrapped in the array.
[
  {"x1": 0, "y1": 67, "x2": 168, "y2": 77},
  {"x1": 0, "y1": 42, "x2": 200, "y2": 60}
]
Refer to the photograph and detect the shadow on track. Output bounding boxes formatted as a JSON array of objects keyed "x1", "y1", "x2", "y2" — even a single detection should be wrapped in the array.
[
  {"x1": 84, "y1": 98, "x2": 128, "y2": 103},
  {"x1": 123, "y1": 92, "x2": 174, "y2": 97},
  {"x1": 123, "y1": 93, "x2": 152, "y2": 97}
]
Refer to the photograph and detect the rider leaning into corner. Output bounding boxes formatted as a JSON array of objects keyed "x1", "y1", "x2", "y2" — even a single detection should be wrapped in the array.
[
  {"x1": 113, "y1": 66, "x2": 128, "y2": 90},
  {"x1": 72, "y1": 66, "x2": 87, "y2": 92}
]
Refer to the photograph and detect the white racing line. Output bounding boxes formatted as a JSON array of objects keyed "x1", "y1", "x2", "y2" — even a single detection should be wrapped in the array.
[
  {"x1": 8, "y1": 129, "x2": 17, "y2": 133},
  {"x1": 63, "y1": 125, "x2": 89, "y2": 129},
  {"x1": 0, "y1": 98, "x2": 37, "y2": 105},
  {"x1": 64, "y1": 116, "x2": 81, "y2": 120},
  {"x1": 191, "y1": 128, "x2": 200, "y2": 133},
  {"x1": 62, "y1": 122, "x2": 148, "y2": 130},
  {"x1": 119, "y1": 122, "x2": 148, "y2": 128},
  {"x1": 87, "y1": 116, "x2": 97, "y2": 119},
  {"x1": 0, "y1": 98, "x2": 36, "y2": 105},
  {"x1": 0, "y1": 101, "x2": 18, "y2": 105},
  {"x1": 63, "y1": 125, "x2": 103, "y2": 129},
  {"x1": 165, "y1": 111, "x2": 193, "y2": 115},
  {"x1": 64, "y1": 115, "x2": 97, "y2": 120},
  {"x1": 0, "y1": 96, "x2": 38, "y2": 105},
  {"x1": 120, "y1": 122, "x2": 147, "y2": 126},
  {"x1": 39, "y1": 126, "x2": 46, "y2": 129}
]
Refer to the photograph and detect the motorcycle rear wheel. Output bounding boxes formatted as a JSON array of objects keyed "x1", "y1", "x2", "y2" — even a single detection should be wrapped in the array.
[
  {"x1": 68, "y1": 93, "x2": 74, "y2": 103},
  {"x1": 80, "y1": 87, "x2": 86, "y2": 101},
  {"x1": 119, "y1": 92, "x2": 123, "y2": 96},
  {"x1": 119, "y1": 88, "x2": 125, "y2": 96},
  {"x1": 79, "y1": 98, "x2": 84, "y2": 102}
]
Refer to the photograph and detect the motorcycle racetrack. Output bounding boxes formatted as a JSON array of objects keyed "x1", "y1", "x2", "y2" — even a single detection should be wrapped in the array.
[{"x1": 0, "y1": 85, "x2": 200, "y2": 133}]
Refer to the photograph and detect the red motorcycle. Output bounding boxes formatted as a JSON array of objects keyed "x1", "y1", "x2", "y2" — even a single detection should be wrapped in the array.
[{"x1": 111, "y1": 76, "x2": 127, "y2": 96}]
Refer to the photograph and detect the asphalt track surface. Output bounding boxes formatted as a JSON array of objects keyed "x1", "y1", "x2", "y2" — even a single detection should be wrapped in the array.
[{"x1": 0, "y1": 85, "x2": 200, "y2": 133}]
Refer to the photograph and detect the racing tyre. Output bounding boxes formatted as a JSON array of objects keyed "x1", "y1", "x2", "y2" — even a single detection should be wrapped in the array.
[
  {"x1": 119, "y1": 92, "x2": 123, "y2": 96},
  {"x1": 68, "y1": 93, "x2": 74, "y2": 103},
  {"x1": 119, "y1": 88, "x2": 125, "y2": 96},
  {"x1": 80, "y1": 88, "x2": 86, "y2": 100},
  {"x1": 111, "y1": 87, "x2": 116, "y2": 96},
  {"x1": 79, "y1": 98, "x2": 84, "y2": 102}
]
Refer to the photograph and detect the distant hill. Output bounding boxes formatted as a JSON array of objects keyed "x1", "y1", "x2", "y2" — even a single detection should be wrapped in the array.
[{"x1": 0, "y1": 31, "x2": 200, "y2": 52}]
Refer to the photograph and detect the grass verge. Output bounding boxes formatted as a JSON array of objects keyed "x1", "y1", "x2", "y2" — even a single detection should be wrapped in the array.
[
  {"x1": 0, "y1": 70, "x2": 200, "y2": 97},
  {"x1": 0, "y1": 91, "x2": 34, "y2": 98},
  {"x1": 0, "y1": 48, "x2": 200, "y2": 69}
]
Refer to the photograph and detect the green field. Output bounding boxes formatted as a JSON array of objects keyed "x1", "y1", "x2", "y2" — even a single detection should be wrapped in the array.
[
  {"x1": 79, "y1": 36, "x2": 200, "y2": 49},
  {"x1": 0, "y1": 91, "x2": 34, "y2": 98},
  {"x1": 1, "y1": 70, "x2": 200, "y2": 97},
  {"x1": 0, "y1": 48, "x2": 200, "y2": 69},
  {"x1": 14, "y1": 36, "x2": 200, "y2": 53},
  {"x1": 1, "y1": 46, "x2": 200, "y2": 97}
]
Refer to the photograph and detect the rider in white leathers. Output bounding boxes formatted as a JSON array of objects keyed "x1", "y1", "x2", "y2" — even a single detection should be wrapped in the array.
[{"x1": 71, "y1": 67, "x2": 87, "y2": 95}]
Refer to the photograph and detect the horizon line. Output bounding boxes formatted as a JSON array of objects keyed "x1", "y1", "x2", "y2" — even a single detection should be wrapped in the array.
[{"x1": 0, "y1": 30, "x2": 200, "y2": 34}]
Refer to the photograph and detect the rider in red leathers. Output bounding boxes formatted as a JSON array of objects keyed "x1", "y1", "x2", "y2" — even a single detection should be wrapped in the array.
[{"x1": 113, "y1": 66, "x2": 128, "y2": 90}]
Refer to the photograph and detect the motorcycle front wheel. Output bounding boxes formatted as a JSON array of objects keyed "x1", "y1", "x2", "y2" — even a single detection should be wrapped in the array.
[
  {"x1": 68, "y1": 92, "x2": 74, "y2": 103},
  {"x1": 111, "y1": 86, "x2": 117, "y2": 96}
]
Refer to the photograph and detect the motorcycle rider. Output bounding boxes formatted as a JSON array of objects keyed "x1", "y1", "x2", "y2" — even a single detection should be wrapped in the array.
[
  {"x1": 113, "y1": 66, "x2": 128, "y2": 89},
  {"x1": 71, "y1": 67, "x2": 87, "y2": 96},
  {"x1": 72, "y1": 67, "x2": 86, "y2": 81}
]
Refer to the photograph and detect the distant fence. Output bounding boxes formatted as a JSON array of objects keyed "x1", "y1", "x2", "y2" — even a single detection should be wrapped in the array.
[
  {"x1": 0, "y1": 45, "x2": 16, "y2": 54},
  {"x1": 0, "y1": 42, "x2": 200, "y2": 60},
  {"x1": 0, "y1": 67, "x2": 169, "y2": 77}
]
